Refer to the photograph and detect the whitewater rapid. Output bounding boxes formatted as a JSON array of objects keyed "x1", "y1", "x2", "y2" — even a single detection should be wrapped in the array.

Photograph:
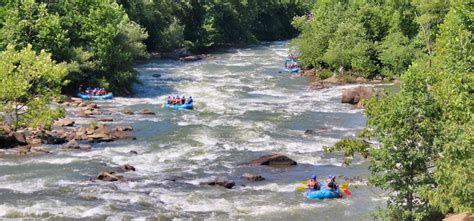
[{"x1": 0, "y1": 42, "x2": 381, "y2": 220}]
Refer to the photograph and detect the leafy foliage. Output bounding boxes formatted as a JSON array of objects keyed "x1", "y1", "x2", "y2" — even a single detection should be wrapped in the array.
[
  {"x1": 0, "y1": 44, "x2": 67, "y2": 129},
  {"x1": 324, "y1": 1, "x2": 473, "y2": 219},
  {"x1": 292, "y1": 0, "x2": 449, "y2": 78}
]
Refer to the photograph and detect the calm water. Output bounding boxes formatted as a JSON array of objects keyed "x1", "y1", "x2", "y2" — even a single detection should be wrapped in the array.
[{"x1": 0, "y1": 42, "x2": 384, "y2": 220}]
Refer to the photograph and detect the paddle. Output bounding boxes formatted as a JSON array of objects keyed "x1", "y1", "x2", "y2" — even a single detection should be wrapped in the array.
[
  {"x1": 295, "y1": 181, "x2": 307, "y2": 191},
  {"x1": 340, "y1": 183, "x2": 352, "y2": 196}
]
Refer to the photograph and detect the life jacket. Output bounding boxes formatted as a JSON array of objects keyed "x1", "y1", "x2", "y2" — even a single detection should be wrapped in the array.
[{"x1": 308, "y1": 179, "x2": 320, "y2": 190}]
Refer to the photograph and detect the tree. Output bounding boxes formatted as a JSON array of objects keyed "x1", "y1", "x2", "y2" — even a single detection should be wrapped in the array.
[
  {"x1": 324, "y1": 1, "x2": 473, "y2": 219},
  {"x1": 0, "y1": 44, "x2": 67, "y2": 129}
]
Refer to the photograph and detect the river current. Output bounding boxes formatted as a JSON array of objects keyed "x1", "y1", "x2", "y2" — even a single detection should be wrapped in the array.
[{"x1": 0, "y1": 42, "x2": 382, "y2": 220}]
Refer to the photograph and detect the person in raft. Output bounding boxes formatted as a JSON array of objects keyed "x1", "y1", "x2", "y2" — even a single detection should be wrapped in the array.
[
  {"x1": 307, "y1": 175, "x2": 321, "y2": 191},
  {"x1": 326, "y1": 175, "x2": 339, "y2": 191},
  {"x1": 186, "y1": 96, "x2": 193, "y2": 104},
  {"x1": 167, "y1": 96, "x2": 191, "y2": 105}
]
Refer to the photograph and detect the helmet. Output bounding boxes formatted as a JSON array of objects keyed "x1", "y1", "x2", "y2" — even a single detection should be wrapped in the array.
[{"x1": 311, "y1": 175, "x2": 317, "y2": 179}]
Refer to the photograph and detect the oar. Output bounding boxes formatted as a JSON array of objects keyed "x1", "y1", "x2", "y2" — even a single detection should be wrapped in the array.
[
  {"x1": 295, "y1": 181, "x2": 308, "y2": 191},
  {"x1": 340, "y1": 183, "x2": 352, "y2": 196}
]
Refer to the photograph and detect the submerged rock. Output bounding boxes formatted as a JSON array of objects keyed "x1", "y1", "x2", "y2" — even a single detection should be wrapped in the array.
[
  {"x1": 138, "y1": 109, "x2": 156, "y2": 115},
  {"x1": 203, "y1": 176, "x2": 235, "y2": 189},
  {"x1": 241, "y1": 153, "x2": 297, "y2": 167},
  {"x1": 242, "y1": 173, "x2": 265, "y2": 181}
]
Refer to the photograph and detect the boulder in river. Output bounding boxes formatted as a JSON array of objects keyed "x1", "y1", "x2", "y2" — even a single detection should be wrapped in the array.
[
  {"x1": 242, "y1": 173, "x2": 265, "y2": 181},
  {"x1": 304, "y1": 130, "x2": 316, "y2": 135},
  {"x1": 203, "y1": 176, "x2": 235, "y2": 189},
  {"x1": 341, "y1": 86, "x2": 384, "y2": 106},
  {"x1": 120, "y1": 108, "x2": 134, "y2": 115},
  {"x1": 240, "y1": 153, "x2": 297, "y2": 167},
  {"x1": 96, "y1": 171, "x2": 126, "y2": 182},
  {"x1": 64, "y1": 139, "x2": 80, "y2": 149},
  {"x1": 118, "y1": 164, "x2": 136, "y2": 172}
]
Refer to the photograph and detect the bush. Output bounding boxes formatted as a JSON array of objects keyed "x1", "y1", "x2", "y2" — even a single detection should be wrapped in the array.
[{"x1": 318, "y1": 69, "x2": 333, "y2": 80}]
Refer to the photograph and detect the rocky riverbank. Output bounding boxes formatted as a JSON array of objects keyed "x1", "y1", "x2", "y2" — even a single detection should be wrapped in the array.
[
  {"x1": 299, "y1": 68, "x2": 400, "y2": 90},
  {"x1": 0, "y1": 98, "x2": 142, "y2": 155}
]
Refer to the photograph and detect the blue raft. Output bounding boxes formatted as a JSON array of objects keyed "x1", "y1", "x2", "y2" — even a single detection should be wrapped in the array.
[
  {"x1": 282, "y1": 67, "x2": 301, "y2": 73},
  {"x1": 77, "y1": 92, "x2": 113, "y2": 100},
  {"x1": 163, "y1": 103, "x2": 193, "y2": 110},
  {"x1": 305, "y1": 188, "x2": 342, "y2": 200}
]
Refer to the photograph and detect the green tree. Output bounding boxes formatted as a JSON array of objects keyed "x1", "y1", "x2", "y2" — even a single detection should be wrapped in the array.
[
  {"x1": 0, "y1": 44, "x2": 67, "y2": 129},
  {"x1": 325, "y1": 2, "x2": 473, "y2": 219}
]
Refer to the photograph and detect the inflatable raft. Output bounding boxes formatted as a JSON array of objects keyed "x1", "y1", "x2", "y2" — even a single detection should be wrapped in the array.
[
  {"x1": 282, "y1": 67, "x2": 301, "y2": 73},
  {"x1": 305, "y1": 188, "x2": 342, "y2": 200},
  {"x1": 77, "y1": 93, "x2": 113, "y2": 100},
  {"x1": 163, "y1": 103, "x2": 193, "y2": 110}
]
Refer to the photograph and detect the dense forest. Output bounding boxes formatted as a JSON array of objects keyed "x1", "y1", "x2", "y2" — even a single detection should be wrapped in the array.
[
  {"x1": 0, "y1": 0, "x2": 311, "y2": 96},
  {"x1": 312, "y1": 0, "x2": 473, "y2": 220}
]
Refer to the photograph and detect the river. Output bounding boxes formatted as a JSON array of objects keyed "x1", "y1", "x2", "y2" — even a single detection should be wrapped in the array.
[{"x1": 0, "y1": 42, "x2": 383, "y2": 220}]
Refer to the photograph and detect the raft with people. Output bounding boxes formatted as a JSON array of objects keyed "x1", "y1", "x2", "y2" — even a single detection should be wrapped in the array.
[
  {"x1": 77, "y1": 87, "x2": 113, "y2": 100},
  {"x1": 282, "y1": 54, "x2": 301, "y2": 73},
  {"x1": 162, "y1": 96, "x2": 194, "y2": 110},
  {"x1": 297, "y1": 175, "x2": 352, "y2": 200}
]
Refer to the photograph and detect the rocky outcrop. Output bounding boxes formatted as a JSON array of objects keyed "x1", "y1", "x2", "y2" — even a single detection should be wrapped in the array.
[
  {"x1": 341, "y1": 86, "x2": 384, "y2": 107},
  {"x1": 242, "y1": 173, "x2": 265, "y2": 181},
  {"x1": 203, "y1": 176, "x2": 235, "y2": 189},
  {"x1": 54, "y1": 118, "x2": 75, "y2": 127},
  {"x1": 443, "y1": 212, "x2": 474, "y2": 221},
  {"x1": 241, "y1": 153, "x2": 297, "y2": 167}
]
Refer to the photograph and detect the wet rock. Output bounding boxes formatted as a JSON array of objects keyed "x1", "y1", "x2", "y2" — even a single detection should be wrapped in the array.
[
  {"x1": 79, "y1": 144, "x2": 92, "y2": 150},
  {"x1": 341, "y1": 86, "x2": 384, "y2": 106},
  {"x1": 129, "y1": 150, "x2": 138, "y2": 154},
  {"x1": 180, "y1": 55, "x2": 205, "y2": 62},
  {"x1": 138, "y1": 109, "x2": 156, "y2": 115},
  {"x1": 118, "y1": 164, "x2": 136, "y2": 172},
  {"x1": 152, "y1": 74, "x2": 161, "y2": 78},
  {"x1": 30, "y1": 146, "x2": 50, "y2": 154},
  {"x1": 64, "y1": 139, "x2": 80, "y2": 149},
  {"x1": 96, "y1": 171, "x2": 125, "y2": 182},
  {"x1": 28, "y1": 138, "x2": 43, "y2": 146},
  {"x1": 242, "y1": 173, "x2": 265, "y2": 181},
  {"x1": 98, "y1": 118, "x2": 113, "y2": 122},
  {"x1": 44, "y1": 130, "x2": 67, "y2": 144},
  {"x1": 304, "y1": 130, "x2": 316, "y2": 135},
  {"x1": 111, "y1": 130, "x2": 136, "y2": 140},
  {"x1": 204, "y1": 176, "x2": 235, "y2": 189},
  {"x1": 241, "y1": 153, "x2": 297, "y2": 167},
  {"x1": 120, "y1": 108, "x2": 134, "y2": 115},
  {"x1": 12, "y1": 132, "x2": 28, "y2": 145},
  {"x1": 54, "y1": 118, "x2": 75, "y2": 127},
  {"x1": 116, "y1": 126, "x2": 133, "y2": 132},
  {"x1": 88, "y1": 133, "x2": 114, "y2": 142},
  {"x1": 443, "y1": 212, "x2": 473, "y2": 221},
  {"x1": 87, "y1": 103, "x2": 98, "y2": 109}
]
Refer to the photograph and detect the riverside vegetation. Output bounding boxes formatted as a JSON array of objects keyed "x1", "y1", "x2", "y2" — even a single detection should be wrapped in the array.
[{"x1": 0, "y1": 0, "x2": 472, "y2": 220}]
